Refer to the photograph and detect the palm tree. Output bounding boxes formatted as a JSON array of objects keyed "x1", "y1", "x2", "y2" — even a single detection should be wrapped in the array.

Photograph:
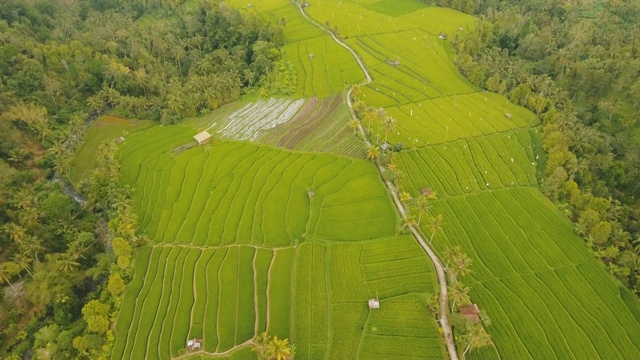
[
  {"x1": 12, "y1": 188, "x2": 35, "y2": 210},
  {"x1": 401, "y1": 215, "x2": 417, "y2": 231},
  {"x1": 413, "y1": 195, "x2": 430, "y2": 226},
  {"x1": 461, "y1": 324, "x2": 492, "y2": 358},
  {"x1": 3, "y1": 223, "x2": 26, "y2": 245},
  {"x1": 449, "y1": 250, "x2": 472, "y2": 283},
  {"x1": 57, "y1": 252, "x2": 81, "y2": 273},
  {"x1": 448, "y1": 281, "x2": 471, "y2": 313},
  {"x1": 253, "y1": 332, "x2": 270, "y2": 359},
  {"x1": 383, "y1": 116, "x2": 396, "y2": 144},
  {"x1": 427, "y1": 214, "x2": 444, "y2": 244},
  {"x1": 267, "y1": 336, "x2": 293, "y2": 360},
  {"x1": 13, "y1": 253, "x2": 33, "y2": 278},
  {"x1": 20, "y1": 235, "x2": 44, "y2": 263},
  {"x1": 351, "y1": 84, "x2": 362, "y2": 101},
  {"x1": 348, "y1": 119, "x2": 360, "y2": 133},
  {"x1": 366, "y1": 144, "x2": 380, "y2": 160},
  {"x1": 0, "y1": 262, "x2": 20, "y2": 292},
  {"x1": 399, "y1": 191, "x2": 412, "y2": 204}
]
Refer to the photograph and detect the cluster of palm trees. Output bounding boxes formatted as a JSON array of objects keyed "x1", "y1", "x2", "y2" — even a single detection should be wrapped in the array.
[
  {"x1": 252, "y1": 332, "x2": 295, "y2": 360},
  {"x1": 442, "y1": 246, "x2": 493, "y2": 358},
  {"x1": 350, "y1": 85, "x2": 399, "y2": 160}
]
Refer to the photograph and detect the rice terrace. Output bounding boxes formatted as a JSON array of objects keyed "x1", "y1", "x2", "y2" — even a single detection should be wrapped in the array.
[{"x1": 68, "y1": 0, "x2": 640, "y2": 359}]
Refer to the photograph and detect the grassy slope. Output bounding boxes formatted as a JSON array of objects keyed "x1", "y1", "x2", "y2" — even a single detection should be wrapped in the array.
[
  {"x1": 302, "y1": 0, "x2": 640, "y2": 359},
  {"x1": 70, "y1": 116, "x2": 152, "y2": 184}
]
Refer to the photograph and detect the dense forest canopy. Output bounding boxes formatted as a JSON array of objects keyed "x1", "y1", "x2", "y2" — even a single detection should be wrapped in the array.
[
  {"x1": 439, "y1": 0, "x2": 640, "y2": 294},
  {"x1": 0, "y1": 0, "x2": 288, "y2": 358}
]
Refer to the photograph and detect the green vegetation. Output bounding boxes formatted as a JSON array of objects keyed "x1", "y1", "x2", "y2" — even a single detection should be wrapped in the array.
[
  {"x1": 451, "y1": 0, "x2": 640, "y2": 298},
  {"x1": 0, "y1": 0, "x2": 290, "y2": 357},
  {"x1": 5, "y1": 0, "x2": 639, "y2": 359},
  {"x1": 71, "y1": 116, "x2": 152, "y2": 183},
  {"x1": 111, "y1": 105, "x2": 444, "y2": 358},
  {"x1": 366, "y1": 0, "x2": 428, "y2": 17},
  {"x1": 227, "y1": 0, "x2": 365, "y2": 98}
]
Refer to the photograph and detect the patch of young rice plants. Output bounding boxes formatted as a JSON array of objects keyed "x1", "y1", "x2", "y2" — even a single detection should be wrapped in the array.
[
  {"x1": 426, "y1": 188, "x2": 640, "y2": 359},
  {"x1": 112, "y1": 246, "x2": 153, "y2": 359},
  {"x1": 306, "y1": 0, "x2": 475, "y2": 38},
  {"x1": 381, "y1": 92, "x2": 539, "y2": 147},
  {"x1": 216, "y1": 246, "x2": 240, "y2": 352},
  {"x1": 292, "y1": 243, "x2": 313, "y2": 359},
  {"x1": 365, "y1": 0, "x2": 428, "y2": 17},
  {"x1": 209, "y1": 98, "x2": 305, "y2": 141},
  {"x1": 327, "y1": 303, "x2": 369, "y2": 359},
  {"x1": 348, "y1": 29, "x2": 476, "y2": 104},
  {"x1": 202, "y1": 248, "x2": 228, "y2": 353},
  {"x1": 359, "y1": 294, "x2": 446, "y2": 360},
  {"x1": 397, "y1": 129, "x2": 540, "y2": 197},
  {"x1": 360, "y1": 236, "x2": 436, "y2": 299},
  {"x1": 267, "y1": 247, "x2": 295, "y2": 338},
  {"x1": 284, "y1": 37, "x2": 364, "y2": 98},
  {"x1": 328, "y1": 243, "x2": 370, "y2": 302},
  {"x1": 120, "y1": 137, "x2": 398, "y2": 246}
]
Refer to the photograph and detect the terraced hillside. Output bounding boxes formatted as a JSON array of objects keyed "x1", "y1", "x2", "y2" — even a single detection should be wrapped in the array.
[
  {"x1": 296, "y1": 0, "x2": 640, "y2": 359},
  {"x1": 108, "y1": 0, "x2": 640, "y2": 359},
  {"x1": 234, "y1": 0, "x2": 364, "y2": 97},
  {"x1": 112, "y1": 124, "x2": 446, "y2": 359}
]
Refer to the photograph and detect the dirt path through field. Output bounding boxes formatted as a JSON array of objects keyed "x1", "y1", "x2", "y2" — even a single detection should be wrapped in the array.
[{"x1": 296, "y1": 3, "x2": 459, "y2": 360}]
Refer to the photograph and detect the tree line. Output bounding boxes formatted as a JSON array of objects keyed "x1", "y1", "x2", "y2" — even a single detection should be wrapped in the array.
[
  {"x1": 445, "y1": 0, "x2": 640, "y2": 297},
  {"x1": 0, "y1": 0, "x2": 289, "y2": 358}
]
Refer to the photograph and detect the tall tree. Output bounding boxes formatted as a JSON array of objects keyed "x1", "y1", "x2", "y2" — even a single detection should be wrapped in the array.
[{"x1": 461, "y1": 324, "x2": 492, "y2": 358}]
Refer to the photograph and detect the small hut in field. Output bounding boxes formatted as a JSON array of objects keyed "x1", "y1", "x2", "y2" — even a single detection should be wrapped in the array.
[
  {"x1": 186, "y1": 338, "x2": 202, "y2": 350},
  {"x1": 368, "y1": 298, "x2": 380, "y2": 309},
  {"x1": 459, "y1": 304, "x2": 480, "y2": 324},
  {"x1": 194, "y1": 130, "x2": 212, "y2": 145}
]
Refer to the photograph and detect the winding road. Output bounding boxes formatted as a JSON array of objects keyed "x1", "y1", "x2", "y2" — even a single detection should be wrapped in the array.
[{"x1": 296, "y1": 3, "x2": 459, "y2": 360}]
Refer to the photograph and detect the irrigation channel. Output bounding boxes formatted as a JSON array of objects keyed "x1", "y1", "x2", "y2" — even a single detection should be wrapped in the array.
[{"x1": 295, "y1": 3, "x2": 460, "y2": 360}]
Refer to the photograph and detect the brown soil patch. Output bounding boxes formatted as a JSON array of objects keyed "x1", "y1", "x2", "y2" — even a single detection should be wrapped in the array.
[{"x1": 277, "y1": 95, "x2": 341, "y2": 148}]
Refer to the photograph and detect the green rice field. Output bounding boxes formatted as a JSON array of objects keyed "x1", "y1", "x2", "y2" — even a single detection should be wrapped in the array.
[{"x1": 105, "y1": 0, "x2": 640, "y2": 359}]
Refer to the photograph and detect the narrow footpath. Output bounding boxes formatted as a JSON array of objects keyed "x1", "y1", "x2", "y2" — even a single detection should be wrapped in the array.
[{"x1": 296, "y1": 3, "x2": 459, "y2": 360}]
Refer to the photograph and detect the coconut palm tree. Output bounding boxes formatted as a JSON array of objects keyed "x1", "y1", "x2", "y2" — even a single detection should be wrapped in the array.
[
  {"x1": 384, "y1": 116, "x2": 396, "y2": 144},
  {"x1": 399, "y1": 191, "x2": 412, "y2": 204},
  {"x1": 13, "y1": 253, "x2": 33, "y2": 278},
  {"x1": 413, "y1": 195, "x2": 430, "y2": 226},
  {"x1": 401, "y1": 215, "x2": 417, "y2": 231},
  {"x1": 448, "y1": 281, "x2": 471, "y2": 313},
  {"x1": 2, "y1": 223, "x2": 26, "y2": 245},
  {"x1": 20, "y1": 235, "x2": 44, "y2": 263},
  {"x1": 57, "y1": 252, "x2": 81, "y2": 273},
  {"x1": 366, "y1": 144, "x2": 380, "y2": 160},
  {"x1": 449, "y1": 250, "x2": 472, "y2": 283},
  {"x1": 351, "y1": 84, "x2": 362, "y2": 100},
  {"x1": 427, "y1": 213, "x2": 444, "y2": 244},
  {"x1": 461, "y1": 324, "x2": 492, "y2": 358},
  {"x1": 0, "y1": 262, "x2": 20, "y2": 292},
  {"x1": 267, "y1": 336, "x2": 293, "y2": 360},
  {"x1": 348, "y1": 119, "x2": 360, "y2": 133}
]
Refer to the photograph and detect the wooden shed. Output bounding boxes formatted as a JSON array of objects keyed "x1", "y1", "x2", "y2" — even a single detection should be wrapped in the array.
[
  {"x1": 194, "y1": 130, "x2": 212, "y2": 145},
  {"x1": 460, "y1": 304, "x2": 481, "y2": 324}
]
